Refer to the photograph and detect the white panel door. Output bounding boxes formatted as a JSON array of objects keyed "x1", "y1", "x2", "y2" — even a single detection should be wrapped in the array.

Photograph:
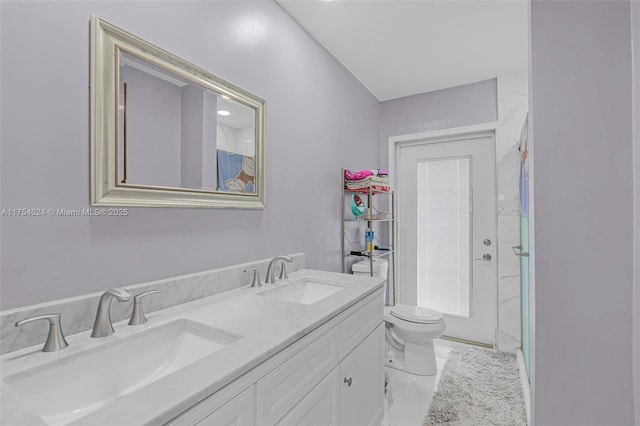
[{"x1": 397, "y1": 133, "x2": 497, "y2": 345}]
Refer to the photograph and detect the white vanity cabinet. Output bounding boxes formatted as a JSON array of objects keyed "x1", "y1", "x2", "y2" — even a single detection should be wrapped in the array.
[
  {"x1": 276, "y1": 325, "x2": 385, "y2": 426},
  {"x1": 166, "y1": 288, "x2": 384, "y2": 426}
]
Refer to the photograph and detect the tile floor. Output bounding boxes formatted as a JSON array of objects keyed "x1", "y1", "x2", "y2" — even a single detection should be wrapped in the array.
[{"x1": 382, "y1": 339, "x2": 455, "y2": 426}]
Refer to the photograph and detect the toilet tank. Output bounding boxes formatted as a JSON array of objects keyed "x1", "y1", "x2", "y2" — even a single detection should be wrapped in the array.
[{"x1": 352, "y1": 259, "x2": 388, "y2": 279}]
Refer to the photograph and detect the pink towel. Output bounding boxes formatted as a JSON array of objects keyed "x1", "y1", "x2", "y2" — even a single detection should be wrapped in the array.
[
  {"x1": 345, "y1": 176, "x2": 389, "y2": 188},
  {"x1": 349, "y1": 185, "x2": 391, "y2": 194},
  {"x1": 344, "y1": 169, "x2": 389, "y2": 181},
  {"x1": 345, "y1": 169, "x2": 373, "y2": 181}
]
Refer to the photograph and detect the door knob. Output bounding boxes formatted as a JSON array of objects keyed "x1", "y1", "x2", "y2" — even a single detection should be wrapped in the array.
[
  {"x1": 475, "y1": 253, "x2": 492, "y2": 261},
  {"x1": 344, "y1": 377, "x2": 352, "y2": 387}
]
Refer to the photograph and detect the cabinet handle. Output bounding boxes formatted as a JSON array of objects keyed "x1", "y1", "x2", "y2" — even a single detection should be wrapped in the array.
[{"x1": 344, "y1": 377, "x2": 352, "y2": 387}]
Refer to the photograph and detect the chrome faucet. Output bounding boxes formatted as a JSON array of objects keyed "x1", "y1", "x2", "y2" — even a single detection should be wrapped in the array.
[
  {"x1": 265, "y1": 255, "x2": 293, "y2": 284},
  {"x1": 91, "y1": 288, "x2": 131, "y2": 338},
  {"x1": 15, "y1": 313, "x2": 68, "y2": 352}
]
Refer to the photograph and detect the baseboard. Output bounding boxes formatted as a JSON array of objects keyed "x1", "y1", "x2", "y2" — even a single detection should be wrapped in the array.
[{"x1": 516, "y1": 349, "x2": 531, "y2": 425}]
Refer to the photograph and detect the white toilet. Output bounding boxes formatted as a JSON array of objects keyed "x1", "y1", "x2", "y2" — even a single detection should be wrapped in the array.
[
  {"x1": 350, "y1": 259, "x2": 445, "y2": 375},
  {"x1": 384, "y1": 304, "x2": 446, "y2": 376}
]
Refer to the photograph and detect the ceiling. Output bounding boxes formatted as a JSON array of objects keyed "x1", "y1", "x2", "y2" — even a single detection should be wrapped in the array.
[
  {"x1": 277, "y1": 0, "x2": 529, "y2": 101},
  {"x1": 217, "y1": 97, "x2": 256, "y2": 129}
]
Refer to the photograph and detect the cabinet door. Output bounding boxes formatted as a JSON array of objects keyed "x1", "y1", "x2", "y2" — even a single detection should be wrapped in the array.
[
  {"x1": 196, "y1": 386, "x2": 254, "y2": 426},
  {"x1": 340, "y1": 324, "x2": 384, "y2": 426},
  {"x1": 275, "y1": 367, "x2": 339, "y2": 426}
]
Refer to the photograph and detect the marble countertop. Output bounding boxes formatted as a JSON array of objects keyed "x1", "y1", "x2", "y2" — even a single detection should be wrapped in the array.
[{"x1": 0, "y1": 269, "x2": 384, "y2": 426}]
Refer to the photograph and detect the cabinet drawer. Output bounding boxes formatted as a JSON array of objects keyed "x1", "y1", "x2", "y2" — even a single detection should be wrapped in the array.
[
  {"x1": 275, "y1": 367, "x2": 339, "y2": 426},
  {"x1": 256, "y1": 327, "x2": 339, "y2": 425},
  {"x1": 339, "y1": 290, "x2": 384, "y2": 359},
  {"x1": 195, "y1": 386, "x2": 254, "y2": 426},
  {"x1": 166, "y1": 382, "x2": 253, "y2": 426}
]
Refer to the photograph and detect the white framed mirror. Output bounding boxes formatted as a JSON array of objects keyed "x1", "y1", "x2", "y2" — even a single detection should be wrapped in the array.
[{"x1": 90, "y1": 16, "x2": 266, "y2": 209}]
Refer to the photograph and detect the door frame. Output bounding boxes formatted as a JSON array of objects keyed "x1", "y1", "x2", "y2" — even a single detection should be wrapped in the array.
[{"x1": 388, "y1": 122, "x2": 499, "y2": 344}]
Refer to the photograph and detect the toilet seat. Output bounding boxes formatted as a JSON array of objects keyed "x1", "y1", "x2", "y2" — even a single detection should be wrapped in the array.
[{"x1": 390, "y1": 304, "x2": 443, "y2": 324}]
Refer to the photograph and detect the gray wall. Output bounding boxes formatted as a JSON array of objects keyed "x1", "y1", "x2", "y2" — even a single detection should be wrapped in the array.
[
  {"x1": 633, "y1": 0, "x2": 640, "y2": 422},
  {"x1": 180, "y1": 85, "x2": 205, "y2": 189},
  {"x1": 530, "y1": 1, "x2": 635, "y2": 424},
  {"x1": 0, "y1": 1, "x2": 380, "y2": 309},
  {"x1": 201, "y1": 91, "x2": 218, "y2": 191},
  {"x1": 123, "y1": 66, "x2": 182, "y2": 187},
  {"x1": 379, "y1": 78, "x2": 498, "y2": 164}
]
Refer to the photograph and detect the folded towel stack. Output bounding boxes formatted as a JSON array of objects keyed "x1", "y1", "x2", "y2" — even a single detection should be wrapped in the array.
[
  {"x1": 344, "y1": 169, "x2": 388, "y2": 180},
  {"x1": 348, "y1": 185, "x2": 391, "y2": 194},
  {"x1": 344, "y1": 169, "x2": 390, "y2": 192}
]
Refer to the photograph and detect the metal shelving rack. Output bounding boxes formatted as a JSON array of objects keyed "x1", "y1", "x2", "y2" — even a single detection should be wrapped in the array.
[{"x1": 341, "y1": 168, "x2": 396, "y2": 305}]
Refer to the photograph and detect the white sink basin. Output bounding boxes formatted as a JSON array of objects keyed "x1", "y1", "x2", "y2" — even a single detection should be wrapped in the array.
[
  {"x1": 259, "y1": 278, "x2": 344, "y2": 305},
  {"x1": 3, "y1": 319, "x2": 240, "y2": 425}
]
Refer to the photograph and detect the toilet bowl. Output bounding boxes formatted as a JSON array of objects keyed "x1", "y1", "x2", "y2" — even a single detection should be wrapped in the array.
[{"x1": 384, "y1": 304, "x2": 446, "y2": 376}]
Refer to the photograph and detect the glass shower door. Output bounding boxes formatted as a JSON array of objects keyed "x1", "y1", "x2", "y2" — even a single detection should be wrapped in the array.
[
  {"x1": 521, "y1": 216, "x2": 530, "y2": 379},
  {"x1": 519, "y1": 113, "x2": 530, "y2": 379}
]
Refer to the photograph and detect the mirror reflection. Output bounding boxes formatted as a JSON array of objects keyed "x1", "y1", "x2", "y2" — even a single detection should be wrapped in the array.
[
  {"x1": 91, "y1": 16, "x2": 265, "y2": 208},
  {"x1": 118, "y1": 52, "x2": 257, "y2": 194}
]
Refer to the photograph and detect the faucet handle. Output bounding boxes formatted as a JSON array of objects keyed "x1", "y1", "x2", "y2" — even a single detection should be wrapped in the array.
[
  {"x1": 278, "y1": 258, "x2": 293, "y2": 280},
  {"x1": 244, "y1": 267, "x2": 262, "y2": 287},
  {"x1": 128, "y1": 290, "x2": 161, "y2": 326},
  {"x1": 15, "y1": 313, "x2": 69, "y2": 352}
]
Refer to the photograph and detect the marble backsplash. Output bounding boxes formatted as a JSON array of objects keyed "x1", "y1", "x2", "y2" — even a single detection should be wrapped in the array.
[{"x1": 0, "y1": 253, "x2": 305, "y2": 355}]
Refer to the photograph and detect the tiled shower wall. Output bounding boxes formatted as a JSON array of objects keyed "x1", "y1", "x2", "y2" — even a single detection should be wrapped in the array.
[{"x1": 496, "y1": 71, "x2": 528, "y2": 353}]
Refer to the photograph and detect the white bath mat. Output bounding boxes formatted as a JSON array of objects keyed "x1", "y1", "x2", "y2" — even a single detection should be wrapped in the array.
[{"x1": 424, "y1": 344, "x2": 527, "y2": 426}]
